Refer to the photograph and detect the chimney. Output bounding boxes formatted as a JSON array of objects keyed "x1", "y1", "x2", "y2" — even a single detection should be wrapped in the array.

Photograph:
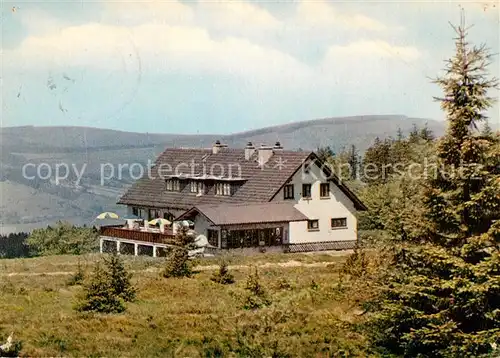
[
  {"x1": 212, "y1": 140, "x2": 227, "y2": 154},
  {"x1": 245, "y1": 141, "x2": 256, "y2": 160},
  {"x1": 257, "y1": 144, "x2": 273, "y2": 166},
  {"x1": 273, "y1": 141, "x2": 283, "y2": 151}
]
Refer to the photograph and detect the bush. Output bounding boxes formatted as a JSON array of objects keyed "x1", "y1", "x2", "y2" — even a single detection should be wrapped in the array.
[
  {"x1": 342, "y1": 244, "x2": 369, "y2": 278},
  {"x1": 76, "y1": 254, "x2": 135, "y2": 313},
  {"x1": 27, "y1": 222, "x2": 98, "y2": 256},
  {"x1": 162, "y1": 227, "x2": 196, "y2": 278},
  {"x1": 0, "y1": 232, "x2": 30, "y2": 258},
  {"x1": 274, "y1": 277, "x2": 293, "y2": 291},
  {"x1": 242, "y1": 267, "x2": 271, "y2": 310},
  {"x1": 210, "y1": 260, "x2": 235, "y2": 285},
  {"x1": 162, "y1": 248, "x2": 192, "y2": 278},
  {"x1": 104, "y1": 254, "x2": 136, "y2": 302},
  {"x1": 66, "y1": 260, "x2": 85, "y2": 286}
]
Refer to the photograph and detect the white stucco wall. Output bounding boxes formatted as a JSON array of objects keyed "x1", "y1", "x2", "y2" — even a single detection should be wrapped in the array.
[{"x1": 272, "y1": 163, "x2": 358, "y2": 244}]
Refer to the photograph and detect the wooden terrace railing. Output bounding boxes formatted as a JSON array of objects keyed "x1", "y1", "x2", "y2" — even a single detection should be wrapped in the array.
[{"x1": 100, "y1": 226, "x2": 177, "y2": 245}]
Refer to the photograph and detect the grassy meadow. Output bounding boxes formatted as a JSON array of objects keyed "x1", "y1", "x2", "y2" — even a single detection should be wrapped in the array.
[{"x1": 0, "y1": 251, "x2": 377, "y2": 357}]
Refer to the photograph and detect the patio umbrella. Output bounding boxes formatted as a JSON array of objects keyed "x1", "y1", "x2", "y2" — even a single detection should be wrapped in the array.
[
  {"x1": 95, "y1": 212, "x2": 120, "y2": 220},
  {"x1": 148, "y1": 218, "x2": 171, "y2": 226}
]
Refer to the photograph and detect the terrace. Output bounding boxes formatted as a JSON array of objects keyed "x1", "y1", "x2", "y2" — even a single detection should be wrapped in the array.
[{"x1": 99, "y1": 225, "x2": 179, "y2": 257}]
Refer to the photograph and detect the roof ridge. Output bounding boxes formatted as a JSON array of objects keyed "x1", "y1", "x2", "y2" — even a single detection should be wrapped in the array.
[{"x1": 196, "y1": 201, "x2": 296, "y2": 208}]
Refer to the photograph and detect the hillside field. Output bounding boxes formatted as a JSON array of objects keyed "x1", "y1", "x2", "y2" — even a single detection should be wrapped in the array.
[{"x1": 0, "y1": 251, "x2": 375, "y2": 357}]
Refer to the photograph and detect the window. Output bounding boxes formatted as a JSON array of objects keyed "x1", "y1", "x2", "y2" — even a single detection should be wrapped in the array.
[
  {"x1": 302, "y1": 184, "x2": 312, "y2": 198},
  {"x1": 163, "y1": 212, "x2": 174, "y2": 221},
  {"x1": 166, "y1": 178, "x2": 180, "y2": 191},
  {"x1": 148, "y1": 209, "x2": 160, "y2": 220},
  {"x1": 216, "y1": 182, "x2": 231, "y2": 196},
  {"x1": 283, "y1": 184, "x2": 294, "y2": 199},
  {"x1": 331, "y1": 218, "x2": 347, "y2": 229},
  {"x1": 307, "y1": 220, "x2": 319, "y2": 231},
  {"x1": 132, "y1": 207, "x2": 144, "y2": 218},
  {"x1": 221, "y1": 230, "x2": 228, "y2": 248},
  {"x1": 222, "y1": 228, "x2": 283, "y2": 249},
  {"x1": 190, "y1": 180, "x2": 205, "y2": 194},
  {"x1": 320, "y1": 183, "x2": 330, "y2": 198},
  {"x1": 207, "y1": 229, "x2": 219, "y2": 247}
]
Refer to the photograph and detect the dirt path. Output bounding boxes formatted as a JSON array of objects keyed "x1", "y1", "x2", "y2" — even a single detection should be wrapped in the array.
[{"x1": 2, "y1": 260, "x2": 338, "y2": 277}]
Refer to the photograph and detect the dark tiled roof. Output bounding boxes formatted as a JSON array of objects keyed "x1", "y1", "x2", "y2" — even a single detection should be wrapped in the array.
[
  {"x1": 117, "y1": 147, "x2": 311, "y2": 208},
  {"x1": 117, "y1": 146, "x2": 367, "y2": 211},
  {"x1": 176, "y1": 202, "x2": 309, "y2": 226}
]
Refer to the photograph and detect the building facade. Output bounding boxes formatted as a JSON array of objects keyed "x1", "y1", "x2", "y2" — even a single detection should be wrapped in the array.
[{"x1": 116, "y1": 141, "x2": 367, "y2": 253}]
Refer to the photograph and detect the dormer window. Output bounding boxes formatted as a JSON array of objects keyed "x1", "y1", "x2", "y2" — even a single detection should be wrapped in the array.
[
  {"x1": 216, "y1": 182, "x2": 231, "y2": 196},
  {"x1": 190, "y1": 180, "x2": 205, "y2": 194},
  {"x1": 166, "y1": 178, "x2": 180, "y2": 191}
]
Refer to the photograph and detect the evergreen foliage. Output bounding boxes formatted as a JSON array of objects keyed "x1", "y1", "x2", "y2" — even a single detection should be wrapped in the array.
[
  {"x1": 370, "y1": 19, "x2": 500, "y2": 357},
  {"x1": 162, "y1": 227, "x2": 195, "y2": 278},
  {"x1": 27, "y1": 221, "x2": 98, "y2": 256},
  {"x1": 67, "y1": 260, "x2": 86, "y2": 286},
  {"x1": 358, "y1": 130, "x2": 435, "y2": 240},
  {"x1": 76, "y1": 254, "x2": 135, "y2": 313},
  {"x1": 103, "y1": 254, "x2": 136, "y2": 302},
  {"x1": 0, "y1": 232, "x2": 30, "y2": 258},
  {"x1": 243, "y1": 267, "x2": 271, "y2": 310},
  {"x1": 210, "y1": 259, "x2": 235, "y2": 284}
]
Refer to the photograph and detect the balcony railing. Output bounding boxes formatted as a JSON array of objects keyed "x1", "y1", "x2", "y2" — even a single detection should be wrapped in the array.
[{"x1": 100, "y1": 226, "x2": 177, "y2": 245}]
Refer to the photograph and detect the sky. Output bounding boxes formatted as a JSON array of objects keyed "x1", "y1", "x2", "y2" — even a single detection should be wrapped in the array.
[{"x1": 2, "y1": 0, "x2": 499, "y2": 134}]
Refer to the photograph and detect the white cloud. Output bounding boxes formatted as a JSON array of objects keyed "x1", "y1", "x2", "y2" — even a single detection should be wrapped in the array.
[
  {"x1": 326, "y1": 40, "x2": 421, "y2": 62},
  {"x1": 101, "y1": 0, "x2": 195, "y2": 26},
  {"x1": 198, "y1": 0, "x2": 282, "y2": 31},
  {"x1": 5, "y1": 21, "x2": 312, "y2": 84},
  {"x1": 296, "y1": 0, "x2": 387, "y2": 31}
]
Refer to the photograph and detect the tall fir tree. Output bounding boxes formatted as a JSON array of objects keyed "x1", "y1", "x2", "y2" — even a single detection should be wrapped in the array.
[
  {"x1": 347, "y1": 144, "x2": 359, "y2": 180},
  {"x1": 370, "y1": 18, "x2": 500, "y2": 357}
]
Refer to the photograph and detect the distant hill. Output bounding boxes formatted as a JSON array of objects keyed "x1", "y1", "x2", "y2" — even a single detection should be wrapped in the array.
[
  {"x1": 1, "y1": 115, "x2": 444, "y2": 153},
  {"x1": 1, "y1": 114, "x2": 445, "y2": 233}
]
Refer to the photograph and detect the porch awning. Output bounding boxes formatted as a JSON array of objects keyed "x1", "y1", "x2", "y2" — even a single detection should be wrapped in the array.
[{"x1": 175, "y1": 202, "x2": 309, "y2": 226}]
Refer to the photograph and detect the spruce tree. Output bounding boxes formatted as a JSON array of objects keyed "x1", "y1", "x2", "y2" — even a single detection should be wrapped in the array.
[
  {"x1": 162, "y1": 226, "x2": 195, "y2": 278},
  {"x1": 370, "y1": 19, "x2": 500, "y2": 357},
  {"x1": 76, "y1": 262, "x2": 125, "y2": 313},
  {"x1": 76, "y1": 254, "x2": 135, "y2": 313},
  {"x1": 104, "y1": 254, "x2": 136, "y2": 302}
]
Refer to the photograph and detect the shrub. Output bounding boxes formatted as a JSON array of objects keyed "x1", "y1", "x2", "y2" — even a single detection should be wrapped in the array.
[
  {"x1": 104, "y1": 254, "x2": 136, "y2": 301},
  {"x1": 27, "y1": 222, "x2": 98, "y2": 256},
  {"x1": 242, "y1": 267, "x2": 271, "y2": 310},
  {"x1": 210, "y1": 260, "x2": 235, "y2": 285},
  {"x1": 76, "y1": 254, "x2": 135, "y2": 313},
  {"x1": 162, "y1": 248, "x2": 192, "y2": 278},
  {"x1": 342, "y1": 244, "x2": 369, "y2": 278},
  {"x1": 66, "y1": 260, "x2": 85, "y2": 286},
  {"x1": 274, "y1": 277, "x2": 293, "y2": 291},
  {"x1": 0, "y1": 232, "x2": 30, "y2": 258},
  {"x1": 162, "y1": 227, "x2": 196, "y2": 278}
]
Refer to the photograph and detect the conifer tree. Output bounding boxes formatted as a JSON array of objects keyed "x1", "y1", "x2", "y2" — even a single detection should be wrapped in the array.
[
  {"x1": 104, "y1": 254, "x2": 136, "y2": 302},
  {"x1": 76, "y1": 262, "x2": 126, "y2": 313},
  {"x1": 347, "y1": 144, "x2": 359, "y2": 180},
  {"x1": 76, "y1": 254, "x2": 135, "y2": 313},
  {"x1": 162, "y1": 226, "x2": 195, "y2": 278},
  {"x1": 370, "y1": 18, "x2": 500, "y2": 357}
]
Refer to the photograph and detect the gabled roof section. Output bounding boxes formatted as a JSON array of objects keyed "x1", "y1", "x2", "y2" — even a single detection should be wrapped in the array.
[
  {"x1": 117, "y1": 145, "x2": 367, "y2": 211},
  {"x1": 117, "y1": 147, "x2": 311, "y2": 208},
  {"x1": 176, "y1": 202, "x2": 309, "y2": 226}
]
